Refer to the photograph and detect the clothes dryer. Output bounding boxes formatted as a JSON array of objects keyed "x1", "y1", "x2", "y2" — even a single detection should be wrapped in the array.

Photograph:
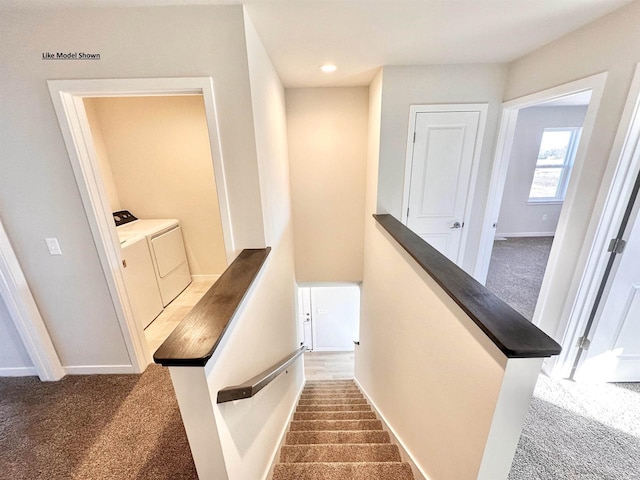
[{"x1": 114, "y1": 211, "x2": 192, "y2": 307}]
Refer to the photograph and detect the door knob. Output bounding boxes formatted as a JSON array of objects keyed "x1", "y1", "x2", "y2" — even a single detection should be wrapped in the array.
[{"x1": 450, "y1": 221, "x2": 462, "y2": 229}]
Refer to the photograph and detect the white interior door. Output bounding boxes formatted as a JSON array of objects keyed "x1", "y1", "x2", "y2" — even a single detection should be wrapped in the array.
[
  {"x1": 576, "y1": 201, "x2": 640, "y2": 382},
  {"x1": 311, "y1": 285, "x2": 360, "y2": 352},
  {"x1": 297, "y1": 287, "x2": 313, "y2": 350},
  {"x1": 406, "y1": 109, "x2": 483, "y2": 264}
]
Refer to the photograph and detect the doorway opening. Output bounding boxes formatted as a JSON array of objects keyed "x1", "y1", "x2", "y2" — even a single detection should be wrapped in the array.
[
  {"x1": 567, "y1": 63, "x2": 640, "y2": 383},
  {"x1": 48, "y1": 78, "x2": 234, "y2": 373},
  {"x1": 485, "y1": 92, "x2": 591, "y2": 321},
  {"x1": 297, "y1": 283, "x2": 360, "y2": 381},
  {"x1": 82, "y1": 95, "x2": 228, "y2": 355}
]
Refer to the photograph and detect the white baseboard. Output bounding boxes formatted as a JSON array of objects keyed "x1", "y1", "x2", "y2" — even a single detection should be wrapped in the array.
[
  {"x1": 355, "y1": 378, "x2": 429, "y2": 480},
  {"x1": 64, "y1": 364, "x2": 136, "y2": 375},
  {"x1": 311, "y1": 347, "x2": 355, "y2": 352},
  {"x1": 496, "y1": 232, "x2": 555, "y2": 238},
  {"x1": 262, "y1": 377, "x2": 305, "y2": 480},
  {"x1": 191, "y1": 274, "x2": 221, "y2": 282},
  {"x1": 0, "y1": 366, "x2": 38, "y2": 377}
]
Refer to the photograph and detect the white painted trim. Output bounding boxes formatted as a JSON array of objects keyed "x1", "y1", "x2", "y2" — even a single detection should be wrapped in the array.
[
  {"x1": 310, "y1": 347, "x2": 355, "y2": 352},
  {"x1": 477, "y1": 358, "x2": 543, "y2": 480},
  {"x1": 0, "y1": 367, "x2": 38, "y2": 377},
  {"x1": 64, "y1": 364, "x2": 136, "y2": 375},
  {"x1": 496, "y1": 232, "x2": 556, "y2": 238},
  {"x1": 402, "y1": 103, "x2": 488, "y2": 268},
  {"x1": 355, "y1": 378, "x2": 429, "y2": 480},
  {"x1": 552, "y1": 63, "x2": 640, "y2": 379},
  {"x1": 262, "y1": 376, "x2": 305, "y2": 480},
  {"x1": 170, "y1": 366, "x2": 229, "y2": 480},
  {"x1": 0, "y1": 219, "x2": 65, "y2": 381},
  {"x1": 475, "y1": 72, "x2": 608, "y2": 285},
  {"x1": 47, "y1": 77, "x2": 234, "y2": 375}
]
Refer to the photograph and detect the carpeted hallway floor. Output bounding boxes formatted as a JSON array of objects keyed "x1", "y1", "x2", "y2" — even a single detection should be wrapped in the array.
[
  {"x1": 486, "y1": 238, "x2": 640, "y2": 479},
  {"x1": 0, "y1": 365, "x2": 196, "y2": 480},
  {"x1": 485, "y1": 236, "x2": 554, "y2": 320},
  {"x1": 510, "y1": 376, "x2": 640, "y2": 479}
]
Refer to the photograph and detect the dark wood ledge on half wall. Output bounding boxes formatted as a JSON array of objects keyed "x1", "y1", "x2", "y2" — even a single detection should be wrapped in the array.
[
  {"x1": 154, "y1": 248, "x2": 271, "y2": 367},
  {"x1": 374, "y1": 214, "x2": 561, "y2": 358}
]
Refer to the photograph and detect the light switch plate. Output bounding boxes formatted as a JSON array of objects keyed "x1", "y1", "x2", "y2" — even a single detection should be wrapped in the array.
[{"x1": 45, "y1": 238, "x2": 62, "y2": 255}]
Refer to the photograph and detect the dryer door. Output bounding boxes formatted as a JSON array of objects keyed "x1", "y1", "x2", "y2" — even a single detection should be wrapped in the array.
[{"x1": 151, "y1": 225, "x2": 188, "y2": 277}]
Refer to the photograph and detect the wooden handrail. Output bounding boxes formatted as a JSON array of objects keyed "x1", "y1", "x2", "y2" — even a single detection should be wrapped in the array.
[
  {"x1": 217, "y1": 346, "x2": 305, "y2": 403},
  {"x1": 154, "y1": 248, "x2": 271, "y2": 367},
  {"x1": 374, "y1": 214, "x2": 561, "y2": 358}
]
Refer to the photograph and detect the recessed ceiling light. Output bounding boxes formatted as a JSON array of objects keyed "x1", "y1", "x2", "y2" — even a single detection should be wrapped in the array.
[{"x1": 320, "y1": 64, "x2": 337, "y2": 73}]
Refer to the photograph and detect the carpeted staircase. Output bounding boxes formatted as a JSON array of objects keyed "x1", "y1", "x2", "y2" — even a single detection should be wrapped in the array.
[{"x1": 272, "y1": 380, "x2": 415, "y2": 480}]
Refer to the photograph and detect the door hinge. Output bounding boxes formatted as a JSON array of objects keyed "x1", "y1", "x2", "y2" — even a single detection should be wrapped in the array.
[
  {"x1": 607, "y1": 238, "x2": 627, "y2": 254},
  {"x1": 413, "y1": 132, "x2": 416, "y2": 143},
  {"x1": 407, "y1": 207, "x2": 410, "y2": 218},
  {"x1": 576, "y1": 336, "x2": 591, "y2": 350}
]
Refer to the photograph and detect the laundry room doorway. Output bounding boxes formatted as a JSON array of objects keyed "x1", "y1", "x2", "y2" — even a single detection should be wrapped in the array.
[{"x1": 48, "y1": 78, "x2": 235, "y2": 373}]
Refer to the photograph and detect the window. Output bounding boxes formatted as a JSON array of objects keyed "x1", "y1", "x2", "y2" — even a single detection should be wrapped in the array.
[{"x1": 528, "y1": 127, "x2": 582, "y2": 203}]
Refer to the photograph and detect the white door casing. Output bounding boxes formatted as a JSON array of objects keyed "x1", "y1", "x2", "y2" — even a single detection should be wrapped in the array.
[
  {"x1": 576, "y1": 197, "x2": 640, "y2": 382},
  {"x1": 403, "y1": 105, "x2": 487, "y2": 267},
  {"x1": 48, "y1": 77, "x2": 234, "y2": 373},
  {"x1": 571, "y1": 66, "x2": 640, "y2": 382},
  {"x1": 544, "y1": 67, "x2": 640, "y2": 380},
  {"x1": 297, "y1": 287, "x2": 313, "y2": 350},
  {"x1": 0, "y1": 219, "x2": 65, "y2": 380}
]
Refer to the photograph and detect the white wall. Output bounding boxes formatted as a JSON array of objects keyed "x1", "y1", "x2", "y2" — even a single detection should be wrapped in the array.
[
  {"x1": 376, "y1": 65, "x2": 508, "y2": 273},
  {"x1": 504, "y1": 0, "x2": 640, "y2": 340},
  {"x1": 311, "y1": 285, "x2": 360, "y2": 351},
  {"x1": 358, "y1": 65, "x2": 537, "y2": 480},
  {"x1": 0, "y1": 5, "x2": 264, "y2": 370},
  {"x1": 84, "y1": 95, "x2": 228, "y2": 277},
  {"x1": 0, "y1": 296, "x2": 35, "y2": 376},
  {"x1": 286, "y1": 88, "x2": 368, "y2": 282},
  {"x1": 357, "y1": 221, "x2": 507, "y2": 480},
  {"x1": 361, "y1": 73, "x2": 510, "y2": 477},
  {"x1": 497, "y1": 105, "x2": 588, "y2": 237},
  {"x1": 84, "y1": 100, "x2": 121, "y2": 212},
  {"x1": 202, "y1": 10, "x2": 302, "y2": 480}
]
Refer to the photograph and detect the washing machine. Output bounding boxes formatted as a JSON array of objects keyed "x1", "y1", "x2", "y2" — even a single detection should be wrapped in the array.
[
  {"x1": 114, "y1": 210, "x2": 192, "y2": 307},
  {"x1": 119, "y1": 232, "x2": 163, "y2": 329}
]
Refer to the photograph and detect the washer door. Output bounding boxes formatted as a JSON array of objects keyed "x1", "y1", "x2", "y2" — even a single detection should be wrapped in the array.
[{"x1": 151, "y1": 225, "x2": 188, "y2": 277}]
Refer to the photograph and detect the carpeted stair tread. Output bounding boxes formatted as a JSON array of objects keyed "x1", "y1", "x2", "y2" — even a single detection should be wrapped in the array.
[
  {"x1": 298, "y1": 398, "x2": 368, "y2": 405},
  {"x1": 289, "y1": 419, "x2": 383, "y2": 431},
  {"x1": 300, "y1": 390, "x2": 364, "y2": 398},
  {"x1": 293, "y1": 411, "x2": 377, "y2": 421},
  {"x1": 273, "y1": 381, "x2": 414, "y2": 480},
  {"x1": 296, "y1": 404, "x2": 372, "y2": 412},
  {"x1": 285, "y1": 430, "x2": 391, "y2": 445},
  {"x1": 306, "y1": 380, "x2": 355, "y2": 384},
  {"x1": 300, "y1": 395, "x2": 365, "y2": 401},
  {"x1": 272, "y1": 462, "x2": 414, "y2": 480},
  {"x1": 280, "y1": 444, "x2": 401, "y2": 463}
]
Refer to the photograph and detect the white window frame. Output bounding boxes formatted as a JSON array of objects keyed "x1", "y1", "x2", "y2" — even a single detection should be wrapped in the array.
[{"x1": 528, "y1": 127, "x2": 582, "y2": 204}]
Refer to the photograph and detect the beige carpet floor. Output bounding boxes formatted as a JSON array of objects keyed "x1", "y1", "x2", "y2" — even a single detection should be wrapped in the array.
[{"x1": 0, "y1": 365, "x2": 196, "y2": 480}]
